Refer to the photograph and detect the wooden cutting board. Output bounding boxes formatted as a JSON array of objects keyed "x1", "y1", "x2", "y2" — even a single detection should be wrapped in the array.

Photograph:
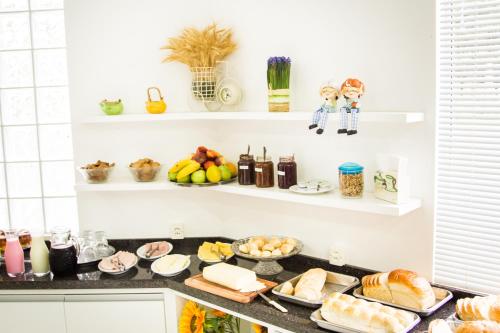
[{"x1": 184, "y1": 274, "x2": 278, "y2": 304}]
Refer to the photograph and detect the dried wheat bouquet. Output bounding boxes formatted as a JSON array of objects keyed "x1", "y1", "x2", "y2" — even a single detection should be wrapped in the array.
[{"x1": 161, "y1": 23, "x2": 237, "y2": 68}]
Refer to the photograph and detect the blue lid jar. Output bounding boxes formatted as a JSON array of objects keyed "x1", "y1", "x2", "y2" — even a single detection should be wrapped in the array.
[{"x1": 338, "y1": 162, "x2": 364, "y2": 174}]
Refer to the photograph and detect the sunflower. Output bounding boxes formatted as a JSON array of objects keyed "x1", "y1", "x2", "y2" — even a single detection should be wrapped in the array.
[
  {"x1": 252, "y1": 323, "x2": 267, "y2": 333},
  {"x1": 179, "y1": 301, "x2": 206, "y2": 333},
  {"x1": 212, "y1": 309, "x2": 227, "y2": 318}
]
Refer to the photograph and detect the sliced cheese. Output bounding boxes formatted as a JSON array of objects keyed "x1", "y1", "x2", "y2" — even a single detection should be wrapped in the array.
[{"x1": 203, "y1": 263, "x2": 261, "y2": 291}]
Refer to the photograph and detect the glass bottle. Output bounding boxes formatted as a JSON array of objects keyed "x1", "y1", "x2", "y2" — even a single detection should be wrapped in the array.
[
  {"x1": 4, "y1": 230, "x2": 25, "y2": 277},
  {"x1": 238, "y1": 154, "x2": 255, "y2": 185},
  {"x1": 338, "y1": 162, "x2": 364, "y2": 198},
  {"x1": 49, "y1": 226, "x2": 80, "y2": 276},
  {"x1": 255, "y1": 156, "x2": 274, "y2": 188},
  {"x1": 277, "y1": 155, "x2": 297, "y2": 189},
  {"x1": 30, "y1": 232, "x2": 50, "y2": 277}
]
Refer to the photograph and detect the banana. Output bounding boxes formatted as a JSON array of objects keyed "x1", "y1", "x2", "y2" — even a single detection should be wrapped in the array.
[
  {"x1": 176, "y1": 161, "x2": 200, "y2": 180},
  {"x1": 169, "y1": 159, "x2": 191, "y2": 173}
]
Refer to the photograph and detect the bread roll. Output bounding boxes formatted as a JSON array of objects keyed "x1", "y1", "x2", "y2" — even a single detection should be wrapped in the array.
[
  {"x1": 262, "y1": 243, "x2": 275, "y2": 252},
  {"x1": 269, "y1": 237, "x2": 282, "y2": 248},
  {"x1": 294, "y1": 268, "x2": 327, "y2": 301},
  {"x1": 320, "y1": 292, "x2": 414, "y2": 333},
  {"x1": 428, "y1": 319, "x2": 453, "y2": 333},
  {"x1": 250, "y1": 249, "x2": 261, "y2": 257},
  {"x1": 387, "y1": 269, "x2": 435, "y2": 310},
  {"x1": 280, "y1": 243, "x2": 294, "y2": 255},
  {"x1": 456, "y1": 295, "x2": 500, "y2": 322},
  {"x1": 362, "y1": 272, "x2": 392, "y2": 303},
  {"x1": 280, "y1": 281, "x2": 294, "y2": 295},
  {"x1": 238, "y1": 244, "x2": 249, "y2": 253},
  {"x1": 271, "y1": 249, "x2": 282, "y2": 256},
  {"x1": 261, "y1": 250, "x2": 271, "y2": 257},
  {"x1": 456, "y1": 320, "x2": 500, "y2": 333}
]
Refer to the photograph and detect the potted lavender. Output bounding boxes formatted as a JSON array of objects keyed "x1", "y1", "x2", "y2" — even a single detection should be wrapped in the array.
[{"x1": 267, "y1": 57, "x2": 291, "y2": 112}]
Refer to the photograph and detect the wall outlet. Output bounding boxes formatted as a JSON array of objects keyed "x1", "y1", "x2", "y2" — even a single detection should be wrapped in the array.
[
  {"x1": 170, "y1": 224, "x2": 184, "y2": 239},
  {"x1": 329, "y1": 246, "x2": 345, "y2": 266}
]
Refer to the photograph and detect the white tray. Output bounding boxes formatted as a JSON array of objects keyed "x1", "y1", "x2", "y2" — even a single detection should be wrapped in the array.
[
  {"x1": 353, "y1": 286, "x2": 453, "y2": 316},
  {"x1": 310, "y1": 308, "x2": 421, "y2": 333},
  {"x1": 272, "y1": 271, "x2": 359, "y2": 307}
]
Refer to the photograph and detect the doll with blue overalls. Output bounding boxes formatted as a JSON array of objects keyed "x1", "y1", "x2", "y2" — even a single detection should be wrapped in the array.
[
  {"x1": 308, "y1": 82, "x2": 339, "y2": 135},
  {"x1": 338, "y1": 78, "x2": 365, "y2": 136}
]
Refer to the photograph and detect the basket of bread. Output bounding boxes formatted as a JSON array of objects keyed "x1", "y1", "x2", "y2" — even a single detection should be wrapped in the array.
[
  {"x1": 353, "y1": 269, "x2": 453, "y2": 316},
  {"x1": 231, "y1": 236, "x2": 302, "y2": 275}
]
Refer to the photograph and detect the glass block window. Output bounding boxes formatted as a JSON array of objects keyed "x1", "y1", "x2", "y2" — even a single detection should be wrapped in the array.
[{"x1": 0, "y1": 0, "x2": 77, "y2": 232}]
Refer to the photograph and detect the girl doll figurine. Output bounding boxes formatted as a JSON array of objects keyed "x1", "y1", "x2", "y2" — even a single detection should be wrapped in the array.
[
  {"x1": 309, "y1": 82, "x2": 339, "y2": 135},
  {"x1": 338, "y1": 78, "x2": 365, "y2": 135}
]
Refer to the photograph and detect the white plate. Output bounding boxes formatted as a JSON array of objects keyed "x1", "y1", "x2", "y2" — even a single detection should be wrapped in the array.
[
  {"x1": 151, "y1": 254, "x2": 191, "y2": 277},
  {"x1": 289, "y1": 184, "x2": 333, "y2": 195},
  {"x1": 136, "y1": 242, "x2": 173, "y2": 261},
  {"x1": 98, "y1": 254, "x2": 138, "y2": 275}
]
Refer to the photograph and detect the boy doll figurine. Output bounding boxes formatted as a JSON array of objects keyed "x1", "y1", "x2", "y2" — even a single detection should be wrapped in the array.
[
  {"x1": 309, "y1": 82, "x2": 339, "y2": 135},
  {"x1": 338, "y1": 78, "x2": 365, "y2": 135}
]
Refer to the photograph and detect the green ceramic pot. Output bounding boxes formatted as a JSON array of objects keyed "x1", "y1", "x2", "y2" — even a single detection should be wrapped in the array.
[{"x1": 100, "y1": 99, "x2": 123, "y2": 115}]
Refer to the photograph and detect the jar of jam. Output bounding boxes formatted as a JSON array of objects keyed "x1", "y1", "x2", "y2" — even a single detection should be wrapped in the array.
[
  {"x1": 255, "y1": 156, "x2": 274, "y2": 188},
  {"x1": 238, "y1": 154, "x2": 255, "y2": 185},
  {"x1": 277, "y1": 155, "x2": 297, "y2": 189}
]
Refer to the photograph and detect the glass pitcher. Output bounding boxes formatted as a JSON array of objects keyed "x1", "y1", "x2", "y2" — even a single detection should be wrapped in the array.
[
  {"x1": 49, "y1": 227, "x2": 80, "y2": 276},
  {"x1": 4, "y1": 230, "x2": 25, "y2": 277}
]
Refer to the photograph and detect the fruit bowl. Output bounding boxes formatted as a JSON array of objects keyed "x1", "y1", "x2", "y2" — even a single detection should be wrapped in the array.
[
  {"x1": 231, "y1": 236, "x2": 303, "y2": 275},
  {"x1": 171, "y1": 177, "x2": 236, "y2": 187},
  {"x1": 168, "y1": 146, "x2": 237, "y2": 186}
]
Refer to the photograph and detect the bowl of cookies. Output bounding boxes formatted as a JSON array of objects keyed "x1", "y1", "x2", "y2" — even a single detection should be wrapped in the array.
[
  {"x1": 129, "y1": 158, "x2": 161, "y2": 182},
  {"x1": 232, "y1": 236, "x2": 302, "y2": 275},
  {"x1": 79, "y1": 160, "x2": 115, "y2": 184}
]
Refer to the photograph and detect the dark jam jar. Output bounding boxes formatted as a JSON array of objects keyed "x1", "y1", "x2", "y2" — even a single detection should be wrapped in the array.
[
  {"x1": 238, "y1": 154, "x2": 255, "y2": 185},
  {"x1": 255, "y1": 156, "x2": 274, "y2": 188},
  {"x1": 277, "y1": 155, "x2": 297, "y2": 189}
]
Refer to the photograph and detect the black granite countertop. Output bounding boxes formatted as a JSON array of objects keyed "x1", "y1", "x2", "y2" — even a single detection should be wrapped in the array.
[{"x1": 0, "y1": 237, "x2": 476, "y2": 333}]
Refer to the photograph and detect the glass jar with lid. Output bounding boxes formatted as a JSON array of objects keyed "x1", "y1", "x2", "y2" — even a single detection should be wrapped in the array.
[
  {"x1": 238, "y1": 154, "x2": 255, "y2": 185},
  {"x1": 255, "y1": 156, "x2": 274, "y2": 188},
  {"x1": 338, "y1": 162, "x2": 364, "y2": 198},
  {"x1": 277, "y1": 155, "x2": 297, "y2": 189}
]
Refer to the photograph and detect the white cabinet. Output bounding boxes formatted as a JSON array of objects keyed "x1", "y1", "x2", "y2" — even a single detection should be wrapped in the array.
[
  {"x1": 64, "y1": 293, "x2": 166, "y2": 333},
  {"x1": 0, "y1": 295, "x2": 66, "y2": 333}
]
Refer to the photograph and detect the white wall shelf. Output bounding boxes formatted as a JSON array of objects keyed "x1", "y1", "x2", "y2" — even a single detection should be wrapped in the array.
[
  {"x1": 75, "y1": 181, "x2": 421, "y2": 216},
  {"x1": 82, "y1": 111, "x2": 424, "y2": 124}
]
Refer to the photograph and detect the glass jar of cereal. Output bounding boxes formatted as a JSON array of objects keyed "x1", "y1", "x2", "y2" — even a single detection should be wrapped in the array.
[{"x1": 338, "y1": 162, "x2": 364, "y2": 198}]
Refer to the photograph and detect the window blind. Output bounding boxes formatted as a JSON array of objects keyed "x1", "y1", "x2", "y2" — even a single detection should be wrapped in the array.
[{"x1": 436, "y1": 0, "x2": 500, "y2": 294}]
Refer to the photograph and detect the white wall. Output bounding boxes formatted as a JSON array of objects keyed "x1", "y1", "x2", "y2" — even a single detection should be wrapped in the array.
[{"x1": 65, "y1": 0, "x2": 436, "y2": 277}]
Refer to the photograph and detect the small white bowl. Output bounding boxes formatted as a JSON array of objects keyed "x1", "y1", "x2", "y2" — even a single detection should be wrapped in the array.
[
  {"x1": 151, "y1": 254, "x2": 190, "y2": 277},
  {"x1": 136, "y1": 241, "x2": 173, "y2": 261},
  {"x1": 98, "y1": 254, "x2": 138, "y2": 275}
]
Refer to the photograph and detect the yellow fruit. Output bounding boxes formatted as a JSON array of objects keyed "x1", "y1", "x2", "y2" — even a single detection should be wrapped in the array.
[
  {"x1": 176, "y1": 161, "x2": 200, "y2": 180},
  {"x1": 169, "y1": 159, "x2": 191, "y2": 173},
  {"x1": 206, "y1": 165, "x2": 222, "y2": 183},
  {"x1": 224, "y1": 163, "x2": 237, "y2": 177}
]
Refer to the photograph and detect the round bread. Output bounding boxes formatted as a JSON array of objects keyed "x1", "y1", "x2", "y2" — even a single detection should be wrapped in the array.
[
  {"x1": 262, "y1": 250, "x2": 272, "y2": 257},
  {"x1": 249, "y1": 249, "x2": 261, "y2": 257},
  {"x1": 280, "y1": 243, "x2": 294, "y2": 255},
  {"x1": 238, "y1": 244, "x2": 249, "y2": 254},
  {"x1": 262, "y1": 243, "x2": 275, "y2": 252}
]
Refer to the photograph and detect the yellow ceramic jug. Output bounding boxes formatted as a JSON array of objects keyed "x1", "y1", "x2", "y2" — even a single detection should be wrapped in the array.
[{"x1": 145, "y1": 87, "x2": 167, "y2": 114}]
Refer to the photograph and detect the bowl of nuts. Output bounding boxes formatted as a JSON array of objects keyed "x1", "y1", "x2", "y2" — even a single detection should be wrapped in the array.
[
  {"x1": 129, "y1": 158, "x2": 161, "y2": 182},
  {"x1": 232, "y1": 236, "x2": 302, "y2": 275},
  {"x1": 79, "y1": 160, "x2": 115, "y2": 184}
]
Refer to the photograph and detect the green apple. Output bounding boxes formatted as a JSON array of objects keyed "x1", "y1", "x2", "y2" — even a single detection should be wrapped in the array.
[
  {"x1": 168, "y1": 172, "x2": 178, "y2": 182},
  {"x1": 177, "y1": 174, "x2": 191, "y2": 183},
  {"x1": 218, "y1": 165, "x2": 232, "y2": 181},
  {"x1": 191, "y1": 170, "x2": 206, "y2": 184}
]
